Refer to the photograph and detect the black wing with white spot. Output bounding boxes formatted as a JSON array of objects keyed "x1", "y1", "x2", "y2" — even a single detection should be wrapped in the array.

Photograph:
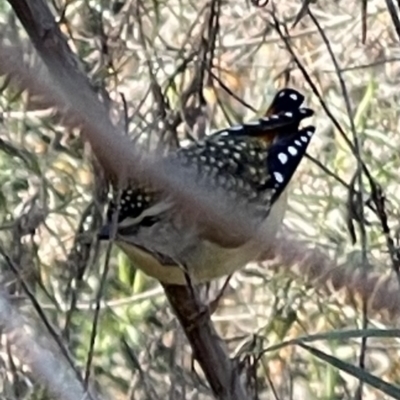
[
  {"x1": 210, "y1": 88, "x2": 312, "y2": 141},
  {"x1": 101, "y1": 87, "x2": 315, "y2": 237},
  {"x1": 266, "y1": 88, "x2": 305, "y2": 116},
  {"x1": 211, "y1": 107, "x2": 313, "y2": 140},
  {"x1": 264, "y1": 125, "x2": 315, "y2": 202}
]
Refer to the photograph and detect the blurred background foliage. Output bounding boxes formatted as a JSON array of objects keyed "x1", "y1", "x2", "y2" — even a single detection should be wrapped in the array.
[{"x1": 1, "y1": 0, "x2": 400, "y2": 399}]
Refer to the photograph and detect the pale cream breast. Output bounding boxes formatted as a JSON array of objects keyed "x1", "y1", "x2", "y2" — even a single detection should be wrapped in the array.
[{"x1": 115, "y1": 189, "x2": 289, "y2": 285}]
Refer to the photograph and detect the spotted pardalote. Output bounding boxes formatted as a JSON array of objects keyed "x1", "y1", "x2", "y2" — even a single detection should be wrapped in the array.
[{"x1": 99, "y1": 88, "x2": 315, "y2": 285}]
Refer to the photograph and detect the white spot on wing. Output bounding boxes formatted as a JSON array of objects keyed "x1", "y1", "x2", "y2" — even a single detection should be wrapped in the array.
[
  {"x1": 248, "y1": 166, "x2": 257, "y2": 175},
  {"x1": 233, "y1": 152, "x2": 241, "y2": 160},
  {"x1": 284, "y1": 112, "x2": 293, "y2": 117},
  {"x1": 289, "y1": 93, "x2": 298, "y2": 101},
  {"x1": 295, "y1": 140, "x2": 301, "y2": 146},
  {"x1": 300, "y1": 136, "x2": 308, "y2": 143},
  {"x1": 278, "y1": 153, "x2": 288, "y2": 164},
  {"x1": 229, "y1": 125, "x2": 244, "y2": 131},
  {"x1": 274, "y1": 172, "x2": 284, "y2": 183},
  {"x1": 288, "y1": 146, "x2": 298, "y2": 156}
]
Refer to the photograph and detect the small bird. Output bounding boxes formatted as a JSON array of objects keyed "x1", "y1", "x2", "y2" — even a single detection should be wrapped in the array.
[{"x1": 99, "y1": 88, "x2": 315, "y2": 285}]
